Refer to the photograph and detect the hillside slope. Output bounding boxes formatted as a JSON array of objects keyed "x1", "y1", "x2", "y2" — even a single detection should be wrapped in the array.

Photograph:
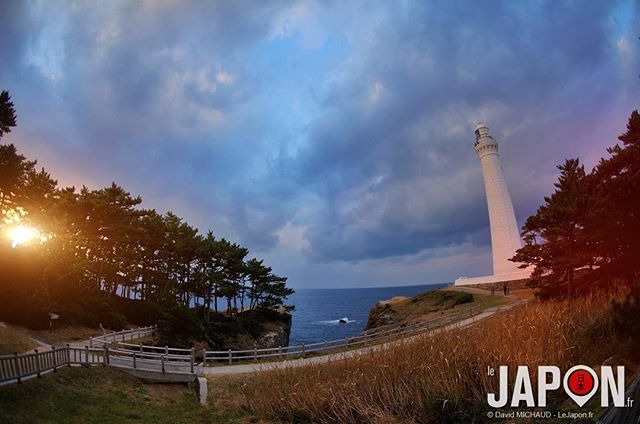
[{"x1": 365, "y1": 287, "x2": 509, "y2": 330}]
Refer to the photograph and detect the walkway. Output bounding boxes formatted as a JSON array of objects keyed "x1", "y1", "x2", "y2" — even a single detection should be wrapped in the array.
[
  {"x1": 2, "y1": 292, "x2": 525, "y2": 385},
  {"x1": 203, "y1": 299, "x2": 522, "y2": 376}
]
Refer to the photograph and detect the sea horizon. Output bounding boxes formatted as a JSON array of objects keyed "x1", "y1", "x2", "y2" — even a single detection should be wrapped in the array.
[{"x1": 290, "y1": 281, "x2": 453, "y2": 291}]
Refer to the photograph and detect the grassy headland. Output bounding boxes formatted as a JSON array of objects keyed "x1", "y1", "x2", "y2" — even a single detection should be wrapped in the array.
[
  {"x1": 366, "y1": 288, "x2": 510, "y2": 330},
  {"x1": 239, "y1": 287, "x2": 639, "y2": 423}
]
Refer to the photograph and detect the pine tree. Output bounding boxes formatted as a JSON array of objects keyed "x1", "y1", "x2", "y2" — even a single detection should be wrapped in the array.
[
  {"x1": 589, "y1": 110, "x2": 640, "y2": 283},
  {"x1": 512, "y1": 159, "x2": 591, "y2": 296},
  {"x1": 0, "y1": 91, "x2": 17, "y2": 139}
]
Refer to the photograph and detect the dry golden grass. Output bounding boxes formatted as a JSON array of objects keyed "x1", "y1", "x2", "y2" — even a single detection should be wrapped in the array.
[
  {"x1": 0, "y1": 323, "x2": 39, "y2": 354},
  {"x1": 35, "y1": 325, "x2": 106, "y2": 343},
  {"x1": 241, "y1": 290, "x2": 627, "y2": 424},
  {"x1": 508, "y1": 288, "x2": 536, "y2": 300}
]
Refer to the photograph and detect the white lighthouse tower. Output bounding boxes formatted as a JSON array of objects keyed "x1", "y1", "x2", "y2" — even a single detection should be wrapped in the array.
[{"x1": 454, "y1": 123, "x2": 531, "y2": 286}]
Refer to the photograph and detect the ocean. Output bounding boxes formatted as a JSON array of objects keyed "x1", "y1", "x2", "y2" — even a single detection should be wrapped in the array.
[{"x1": 287, "y1": 283, "x2": 449, "y2": 346}]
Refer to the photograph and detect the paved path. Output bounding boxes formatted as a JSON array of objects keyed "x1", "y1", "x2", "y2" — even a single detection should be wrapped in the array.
[
  {"x1": 203, "y1": 299, "x2": 523, "y2": 376},
  {"x1": 448, "y1": 285, "x2": 494, "y2": 295},
  {"x1": 2, "y1": 290, "x2": 525, "y2": 383}
]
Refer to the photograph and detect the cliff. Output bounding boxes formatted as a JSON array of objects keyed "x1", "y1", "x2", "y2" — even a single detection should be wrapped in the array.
[
  {"x1": 365, "y1": 289, "x2": 475, "y2": 330},
  {"x1": 255, "y1": 318, "x2": 291, "y2": 349},
  {"x1": 208, "y1": 309, "x2": 292, "y2": 350}
]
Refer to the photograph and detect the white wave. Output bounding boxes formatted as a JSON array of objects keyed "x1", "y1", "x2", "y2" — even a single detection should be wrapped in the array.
[{"x1": 315, "y1": 317, "x2": 357, "y2": 325}]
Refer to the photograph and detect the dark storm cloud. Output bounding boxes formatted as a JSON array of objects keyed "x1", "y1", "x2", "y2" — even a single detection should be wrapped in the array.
[
  {"x1": 1, "y1": 0, "x2": 638, "y2": 284},
  {"x1": 292, "y1": 0, "x2": 639, "y2": 261}
]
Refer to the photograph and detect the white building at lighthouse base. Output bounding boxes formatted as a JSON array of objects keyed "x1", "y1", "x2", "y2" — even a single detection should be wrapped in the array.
[{"x1": 454, "y1": 268, "x2": 531, "y2": 286}]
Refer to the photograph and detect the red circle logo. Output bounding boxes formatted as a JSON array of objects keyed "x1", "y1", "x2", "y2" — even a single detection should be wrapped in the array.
[{"x1": 567, "y1": 369, "x2": 595, "y2": 396}]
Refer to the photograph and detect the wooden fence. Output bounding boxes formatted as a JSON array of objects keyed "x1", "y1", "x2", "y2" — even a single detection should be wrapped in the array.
[
  {"x1": 0, "y1": 345, "x2": 105, "y2": 384},
  {"x1": 1, "y1": 325, "x2": 158, "y2": 385},
  {"x1": 1, "y1": 306, "x2": 482, "y2": 384},
  {"x1": 0, "y1": 345, "x2": 196, "y2": 385},
  {"x1": 204, "y1": 305, "x2": 482, "y2": 364},
  {"x1": 107, "y1": 346, "x2": 196, "y2": 376},
  {"x1": 90, "y1": 325, "x2": 156, "y2": 348}
]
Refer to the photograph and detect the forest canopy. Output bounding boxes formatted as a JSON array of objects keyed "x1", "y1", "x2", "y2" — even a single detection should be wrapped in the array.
[{"x1": 0, "y1": 90, "x2": 293, "y2": 338}]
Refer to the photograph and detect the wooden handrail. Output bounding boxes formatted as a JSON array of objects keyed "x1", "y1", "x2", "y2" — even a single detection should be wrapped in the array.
[
  {"x1": 90, "y1": 325, "x2": 156, "y2": 348},
  {"x1": 0, "y1": 305, "x2": 484, "y2": 384},
  {"x1": 204, "y1": 305, "x2": 482, "y2": 363}
]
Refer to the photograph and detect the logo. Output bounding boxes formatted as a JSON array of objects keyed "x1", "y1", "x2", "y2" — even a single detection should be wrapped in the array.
[
  {"x1": 564, "y1": 366, "x2": 598, "y2": 406},
  {"x1": 486, "y1": 365, "x2": 632, "y2": 408}
]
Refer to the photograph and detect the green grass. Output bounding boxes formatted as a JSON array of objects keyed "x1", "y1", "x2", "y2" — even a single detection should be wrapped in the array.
[{"x1": 0, "y1": 367, "x2": 258, "y2": 424}]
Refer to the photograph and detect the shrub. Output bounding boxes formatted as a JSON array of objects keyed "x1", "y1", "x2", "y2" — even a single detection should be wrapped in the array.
[
  {"x1": 453, "y1": 292, "x2": 474, "y2": 306},
  {"x1": 156, "y1": 305, "x2": 203, "y2": 348},
  {"x1": 102, "y1": 311, "x2": 128, "y2": 330}
]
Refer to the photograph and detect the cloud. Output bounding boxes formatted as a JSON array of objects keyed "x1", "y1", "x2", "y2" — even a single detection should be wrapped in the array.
[
  {"x1": 287, "y1": 0, "x2": 639, "y2": 265},
  {"x1": 276, "y1": 221, "x2": 310, "y2": 252},
  {"x1": 1, "y1": 0, "x2": 638, "y2": 288},
  {"x1": 216, "y1": 71, "x2": 235, "y2": 85}
]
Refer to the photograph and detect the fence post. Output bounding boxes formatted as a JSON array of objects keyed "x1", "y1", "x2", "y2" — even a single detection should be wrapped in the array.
[
  {"x1": 165, "y1": 346, "x2": 169, "y2": 355},
  {"x1": 324, "y1": 341, "x2": 328, "y2": 351},
  {"x1": 52, "y1": 346, "x2": 57, "y2": 373},
  {"x1": 14, "y1": 353, "x2": 21, "y2": 384},
  {"x1": 89, "y1": 337, "x2": 93, "y2": 348},
  {"x1": 278, "y1": 346, "x2": 282, "y2": 360},
  {"x1": 85, "y1": 346, "x2": 89, "y2": 366},
  {"x1": 105, "y1": 346, "x2": 110, "y2": 365},
  {"x1": 34, "y1": 349, "x2": 41, "y2": 378},
  {"x1": 302, "y1": 344, "x2": 306, "y2": 356},
  {"x1": 228, "y1": 349, "x2": 232, "y2": 364},
  {"x1": 133, "y1": 352, "x2": 137, "y2": 369},
  {"x1": 254, "y1": 347, "x2": 257, "y2": 361},
  {"x1": 139, "y1": 343, "x2": 143, "y2": 352},
  {"x1": 161, "y1": 354, "x2": 165, "y2": 374},
  {"x1": 66, "y1": 344, "x2": 71, "y2": 366},
  {"x1": 190, "y1": 348, "x2": 195, "y2": 374}
]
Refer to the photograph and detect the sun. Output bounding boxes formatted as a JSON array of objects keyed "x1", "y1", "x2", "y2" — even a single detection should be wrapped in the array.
[{"x1": 7, "y1": 225, "x2": 42, "y2": 248}]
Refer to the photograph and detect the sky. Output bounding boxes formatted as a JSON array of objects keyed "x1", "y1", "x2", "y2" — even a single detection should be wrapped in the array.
[{"x1": 1, "y1": 0, "x2": 639, "y2": 289}]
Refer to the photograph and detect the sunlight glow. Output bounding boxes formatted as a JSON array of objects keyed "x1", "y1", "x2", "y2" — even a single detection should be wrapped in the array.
[{"x1": 7, "y1": 225, "x2": 46, "y2": 248}]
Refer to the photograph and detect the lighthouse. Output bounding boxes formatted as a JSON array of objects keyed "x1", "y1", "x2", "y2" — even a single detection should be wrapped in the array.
[{"x1": 454, "y1": 123, "x2": 531, "y2": 286}]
